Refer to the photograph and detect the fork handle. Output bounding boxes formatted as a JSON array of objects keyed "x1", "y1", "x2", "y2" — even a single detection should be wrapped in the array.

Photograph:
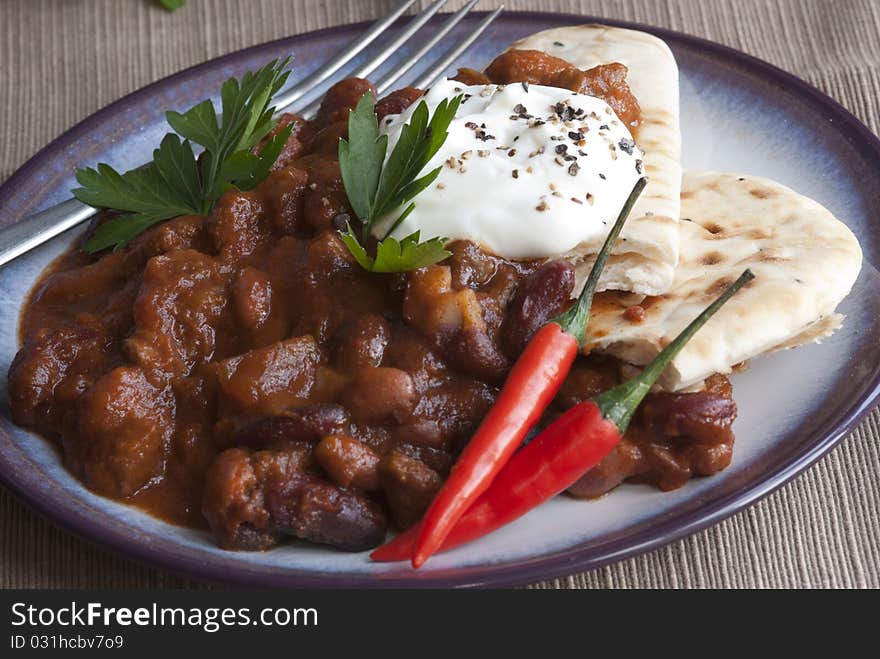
[{"x1": 0, "y1": 198, "x2": 96, "y2": 268}]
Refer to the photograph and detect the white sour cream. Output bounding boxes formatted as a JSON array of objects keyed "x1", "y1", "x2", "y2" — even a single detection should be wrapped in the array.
[{"x1": 375, "y1": 78, "x2": 644, "y2": 259}]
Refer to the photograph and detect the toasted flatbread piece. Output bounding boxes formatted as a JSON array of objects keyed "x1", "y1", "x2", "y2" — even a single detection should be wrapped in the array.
[
  {"x1": 584, "y1": 172, "x2": 863, "y2": 391},
  {"x1": 513, "y1": 24, "x2": 681, "y2": 295}
]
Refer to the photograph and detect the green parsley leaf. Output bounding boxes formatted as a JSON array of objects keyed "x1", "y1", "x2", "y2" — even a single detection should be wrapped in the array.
[
  {"x1": 75, "y1": 58, "x2": 293, "y2": 253},
  {"x1": 164, "y1": 100, "x2": 218, "y2": 153},
  {"x1": 74, "y1": 135, "x2": 203, "y2": 252},
  {"x1": 338, "y1": 224, "x2": 376, "y2": 272},
  {"x1": 374, "y1": 95, "x2": 461, "y2": 218},
  {"x1": 151, "y1": 133, "x2": 203, "y2": 211},
  {"x1": 372, "y1": 231, "x2": 452, "y2": 273},
  {"x1": 220, "y1": 123, "x2": 294, "y2": 191},
  {"x1": 158, "y1": 0, "x2": 186, "y2": 11},
  {"x1": 337, "y1": 92, "x2": 461, "y2": 272},
  {"x1": 339, "y1": 224, "x2": 451, "y2": 273},
  {"x1": 166, "y1": 57, "x2": 291, "y2": 201},
  {"x1": 338, "y1": 94, "x2": 388, "y2": 227}
]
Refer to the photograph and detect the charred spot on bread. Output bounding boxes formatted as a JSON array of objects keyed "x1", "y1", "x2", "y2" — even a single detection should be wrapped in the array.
[
  {"x1": 707, "y1": 276, "x2": 735, "y2": 297},
  {"x1": 749, "y1": 187, "x2": 775, "y2": 199}
]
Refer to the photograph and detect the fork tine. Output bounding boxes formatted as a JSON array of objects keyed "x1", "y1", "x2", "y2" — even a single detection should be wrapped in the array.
[
  {"x1": 353, "y1": 0, "x2": 450, "y2": 80},
  {"x1": 274, "y1": 0, "x2": 418, "y2": 112},
  {"x1": 410, "y1": 6, "x2": 504, "y2": 90},
  {"x1": 374, "y1": 0, "x2": 479, "y2": 96},
  {"x1": 296, "y1": 0, "x2": 492, "y2": 119},
  {"x1": 295, "y1": 0, "x2": 469, "y2": 120}
]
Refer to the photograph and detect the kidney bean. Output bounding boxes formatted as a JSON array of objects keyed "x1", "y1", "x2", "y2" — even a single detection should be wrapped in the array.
[
  {"x1": 231, "y1": 404, "x2": 350, "y2": 449},
  {"x1": 444, "y1": 326, "x2": 510, "y2": 383},
  {"x1": 375, "y1": 87, "x2": 423, "y2": 121},
  {"x1": 380, "y1": 450, "x2": 443, "y2": 529},
  {"x1": 315, "y1": 78, "x2": 375, "y2": 128},
  {"x1": 333, "y1": 313, "x2": 391, "y2": 372},
  {"x1": 501, "y1": 259, "x2": 575, "y2": 358}
]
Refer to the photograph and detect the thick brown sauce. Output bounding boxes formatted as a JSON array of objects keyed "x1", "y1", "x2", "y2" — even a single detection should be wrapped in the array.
[{"x1": 8, "y1": 54, "x2": 734, "y2": 551}]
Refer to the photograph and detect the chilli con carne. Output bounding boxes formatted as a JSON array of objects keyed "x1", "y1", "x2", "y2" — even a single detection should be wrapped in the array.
[
  {"x1": 375, "y1": 271, "x2": 754, "y2": 563},
  {"x1": 7, "y1": 52, "x2": 737, "y2": 554}
]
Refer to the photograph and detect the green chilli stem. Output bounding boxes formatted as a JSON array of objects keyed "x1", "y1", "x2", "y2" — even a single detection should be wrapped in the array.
[
  {"x1": 594, "y1": 268, "x2": 755, "y2": 432},
  {"x1": 553, "y1": 177, "x2": 647, "y2": 344}
]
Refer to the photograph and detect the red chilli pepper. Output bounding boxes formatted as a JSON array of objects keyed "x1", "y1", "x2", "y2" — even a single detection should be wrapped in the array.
[
  {"x1": 409, "y1": 178, "x2": 647, "y2": 568},
  {"x1": 373, "y1": 269, "x2": 755, "y2": 564}
]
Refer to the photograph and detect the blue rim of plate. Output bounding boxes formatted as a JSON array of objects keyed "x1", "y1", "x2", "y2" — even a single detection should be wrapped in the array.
[{"x1": 1, "y1": 11, "x2": 879, "y2": 588}]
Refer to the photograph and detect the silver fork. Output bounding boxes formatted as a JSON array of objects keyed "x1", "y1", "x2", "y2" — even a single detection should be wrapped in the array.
[{"x1": 0, "y1": 1, "x2": 503, "y2": 268}]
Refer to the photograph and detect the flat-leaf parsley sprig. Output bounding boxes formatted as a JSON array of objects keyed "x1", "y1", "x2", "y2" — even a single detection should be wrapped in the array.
[
  {"x1": 337, "y1": 92, "x2": 462, "y2": 273},
  {"x1": 157, "y1": 0, "x2": 186, "y2": 11},
  {"x1": 73, "y1": 58, "x2": 293, "y2": 253}
]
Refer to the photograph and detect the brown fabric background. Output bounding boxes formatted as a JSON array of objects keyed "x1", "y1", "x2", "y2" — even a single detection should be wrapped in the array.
[{"x1": 1, "y1": 0, "x2": 878, "y2": 589}]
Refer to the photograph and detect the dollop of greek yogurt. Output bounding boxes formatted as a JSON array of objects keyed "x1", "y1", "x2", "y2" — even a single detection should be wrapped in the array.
[{"x1": 375, "y1": 78, "x2": 644, "y2": 259}]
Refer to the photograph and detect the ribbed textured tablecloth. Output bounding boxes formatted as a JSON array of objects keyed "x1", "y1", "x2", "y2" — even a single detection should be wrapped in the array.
[{"x1": 1, "y1": 0, "x2": 878, "y2": 589}]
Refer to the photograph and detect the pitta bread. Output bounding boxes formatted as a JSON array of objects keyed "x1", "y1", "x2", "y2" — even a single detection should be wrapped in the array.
[
  {"x1": 512, "y1": 24, "x2": 681, "y2": 295},
  {"x1": 584, "y1": 171, "x2": 863, "y2": 390}
]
